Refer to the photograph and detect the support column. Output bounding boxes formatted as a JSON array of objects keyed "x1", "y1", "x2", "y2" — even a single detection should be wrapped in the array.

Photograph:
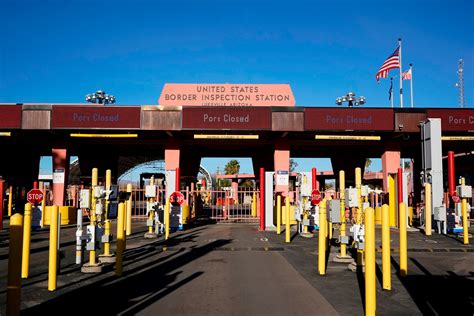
[
  {"x1": 274, "y1": 140, "x2": 290, "y2": 196},
  {"x1": 165, "y1": 142, "x2": 180, "y2": 171},
  {"x1": 382, "y1": 149, "x2": 400, "y2": 192},
  {"x1": 52, "y1": 148, "x2": 69, "y2": 206}
]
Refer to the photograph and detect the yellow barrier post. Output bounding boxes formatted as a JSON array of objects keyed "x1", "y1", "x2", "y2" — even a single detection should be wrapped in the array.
[
  {"x1": 48, "y1": 205, "x2": 59, "y2": 291},
  {"x1": 339, "y1": 171, "x2": 347, "y2": 257},
  {"x1": 365, "y1": 207, "x2": 376, "y2": 316},
  {"x1": 408, "y1": 207, "x2": 413, "y2": 226},
  {"x1": 461, "y1": 194, "x2": 469, "y2": 245},
  {"x1": 126, "y1": 184, "x2": 133, "y2": 235},
  {"x1": 356, "y1": 167, "x2": 362, "y2": 225},
  {"x1": 381, "y1": 204, "x2": 391, "y2": 290},
  {"x1": 399, "y1": 202, "x2": 408, "y2": 277},
  {"x1": 251, "y1": 192, "x2": 257, "y2": 217},
  {"x1": 21, "y1": 203, "x2": 32, "y2": 279},
  {"x1": 90, "y1": 168, "x2": 98, "y2": 265},
  {"x1": 6, "y1": 213, "x2": 23, "y2": 316},
  {"x1": 8, "y1": 186, "x2": 13, "y2": 217},
  {"x1": 165, "y1": 198, "x2": 170, "y2": 240},
  {"x1": 425, "y1": 183, "x2": 432, "y2": 236},
  {"x1": 285, "y1": 196, "x2": 291, "y2": 243},
  {"x1": 277, "y1": 194, "x2": 282, "y2": 235},
  {"x1": 318, "y1": 198, "x2": 327, "y2": 275},
  {"x1": 101, "y1": 170, "x2": 112, "y2": 260},
  {"x1": 116, "y1": 203, "x2": 125, "y2": 276}
]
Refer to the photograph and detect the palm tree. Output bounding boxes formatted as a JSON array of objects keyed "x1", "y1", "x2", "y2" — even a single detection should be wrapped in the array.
[{"x1": 224, "y1": 159, "x2": 240, "y2": 175}]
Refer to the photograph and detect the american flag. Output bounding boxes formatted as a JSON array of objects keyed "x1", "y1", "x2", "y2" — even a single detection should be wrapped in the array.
[
  {"x1": 402, "y1": 68, "x2": 412, "y2": 80},
  {"x1": 376, "y1": 46, "x2": 400, "y2": 82}
]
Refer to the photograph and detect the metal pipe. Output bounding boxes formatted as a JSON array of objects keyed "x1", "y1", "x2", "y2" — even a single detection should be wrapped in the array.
[
  {"x1": 126, "y1": 183, "x2": 133, "y2": 236},
  {"x1": 339, "y1": 170, "x2": 347, "y2": 257},
  {"x1": 48, "y1": 205, "x2": 59, "y2": 291},
  {"x1": 365, "y1": 207, "x2": 376, "y2": 316},
  {"x1": 382, "y1": 204, "x2": 391, "y2": 290},
  {"x1": 448, "y1": 151, "x2": 455, "y2": 196},
  {"x1": 277, "y1": 194, "x2": 281, "y2": 235},
  {"x1": 312, "y1": 167, "x2": 317, "y2": 190},
  {"x1": 399, "y1": 202, "x2": 408, "y2": 277},
  {"x1": 115, "y1": 202, "x2": 125, "y2": 276},
  {"x1": 285, "y1": 196, "x2": 290, "y2": 243},
  {"x1": 259, "y1": 168, "x2": 265, "y2": 231},
  {"x1": 318, "y1": 199, "x2": 327, "y2": 275},
  {"x1": 21, "y1": 203, "x2": 32, "y2": 278}
]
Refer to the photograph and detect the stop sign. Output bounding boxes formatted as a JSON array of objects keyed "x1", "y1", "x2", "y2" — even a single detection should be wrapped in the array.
[
  {"x1": 452, "y1": 194, "x2": 460, "y2": 204},
  {"x1": 170, "y1": 191, "x2": 185, "y2": 206},
  {"x1": 27, "y1": 189, "x2": 44, "y2": 204},
  {"x1": 311, "y1": 189, "x2": 321, "y2": 205}
]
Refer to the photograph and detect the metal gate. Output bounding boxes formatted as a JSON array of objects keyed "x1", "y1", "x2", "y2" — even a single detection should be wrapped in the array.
[{"x1": 204, "y1": 188, "x2": 260, "y2": 223}]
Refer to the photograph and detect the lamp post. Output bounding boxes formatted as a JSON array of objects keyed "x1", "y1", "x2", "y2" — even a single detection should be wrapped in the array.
[
  {"x1": 336, "y1": 92, "x2": 366, "y2": 107},
  {"x1": 85, "y1": 90, "x2": 116, "y2": 104}
]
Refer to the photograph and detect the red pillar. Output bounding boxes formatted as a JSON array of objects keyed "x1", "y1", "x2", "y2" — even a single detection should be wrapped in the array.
[
  {"x1": 312, "y1": 168, "x2": 317, "y2": 191},
  {"x1": 397, "y1": 167, "x2": 403, "y2": 205},
  {"x1": 33, "y1": 181, "x2": 38, "y2": 189},
  {"x1": 448, "y1": 151, "x2": 455, "y2": 196},
  {"x1": 175, "y1": 167, "x2": 180, "y2": 191},
  {"x1": 0, "y1": 179, "x2": 4, "y2": 230},
  {"x1": 259, "y1": 167, "x2": 265, "y2": 231}
]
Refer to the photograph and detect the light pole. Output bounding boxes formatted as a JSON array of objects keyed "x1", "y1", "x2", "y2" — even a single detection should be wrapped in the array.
[
  {"x1": 85, "y1": 90, "x2": 116, "y2": 104},
  {"x1": 336, "y1": 92, "x2": 366, "y2": 107}
]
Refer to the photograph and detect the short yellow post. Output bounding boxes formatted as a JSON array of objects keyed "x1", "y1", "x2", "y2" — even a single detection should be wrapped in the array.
[
  {"x1": 462, "y1": 198, "x2": 469, "y2": 245},
  {"x1": 408, "y1": 207, "x2": 413, "y2": 226},
  {"x1": 356, "y1": 167, "x2": 362, "y2": 224},
  {"x1": 381, "y1": 204, "x2": 391, "y2": 290},
  {"x1": 8, "y1": 186, "x2": 13, "y2": 216},
  {"x1": 90, "y1": 168, "x2": 98, "y2": 265},
  {"x1": 165, "y1": 198, "x2": 170, "y2": 240},
  {"x1": 6, "y1": 213, "x2": 23, "y2": 316},
  {"x1": 365, "y1": 207, "x2": 376, "y2": 316},
  {"x1": 285, "y1": 196, "x2": 291, "y2": 243},
  {"x1": 251, "y1": 192, "x2": 257, "y2": 217},
  {"x1": 303, "y1": 211, "x2": 309, "y2": 234},
  {"x1": 399, "y1": 202, "x2": 408, "y2": 277},
  {"x1": 148, "y1": 199, "x2": 154, "y2": 235},
  {"x1": 328, "y1": 222, "x2": 332, "y2": 240},
  {"x1": 126, "y1": 183, "x2": 133, "y2": 236},
  {"x1": 21, "y1": 203, "x2": 32, "y2": 279},
  {"x1": 277, "y1": 194, "x2": 281, "y2": 235},
  {"x1": 425, "y1": 183, "x2": 432, "y2": 236},
  {"x1": 116, "y1": 203, "x2": 125, "y2": 276},
  {"x1": 318, "y1": 199, "x2": 327, "y2": 275},
  {"x1": 389, "y1": 174, "x2": 396, "y2": 227},
  {"x1": 339, "y1": 170, "x2": 347, "y2": 258},
  {"x1": 103, "y1": 169, "x2": 112, "y2": 257},
  {"x1": 48, "y1": 205, "x2": 59, "y2": 291}
]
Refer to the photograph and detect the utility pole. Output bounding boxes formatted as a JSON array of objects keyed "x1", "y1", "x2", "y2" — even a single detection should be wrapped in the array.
[{"x1": 456, "y1": 59, "x2": 465, "y2": 108}]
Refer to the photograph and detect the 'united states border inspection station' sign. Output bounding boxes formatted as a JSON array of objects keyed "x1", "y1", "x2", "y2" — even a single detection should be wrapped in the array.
[{"x1": 159, "y1": 84, "x2": 295, "y2": 107}]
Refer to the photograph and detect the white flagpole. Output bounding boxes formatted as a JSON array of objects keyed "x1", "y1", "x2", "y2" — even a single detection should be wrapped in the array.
[
  {"x1": 390, "y1": 77, "x2": 394, "y2": 108},
  {"x1": 410, "y1": 63, "x2": 414, "y2": 108},
  {"x1": 398, "y1": 38, "x2": 403, "y2": 108}
]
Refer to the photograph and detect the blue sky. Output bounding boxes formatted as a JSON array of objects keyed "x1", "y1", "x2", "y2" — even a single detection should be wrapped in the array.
[{"x1": 2, "y1": 0, "x2": 473, "y2": 175}]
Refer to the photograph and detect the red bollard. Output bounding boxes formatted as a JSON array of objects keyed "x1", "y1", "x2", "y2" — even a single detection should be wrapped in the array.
[
  {"x1": 259, "y1": 168, "x2": 265, "y2": 231},
  {"x1": 448, "y1": 151, "x2": 455, "y2": 197}
]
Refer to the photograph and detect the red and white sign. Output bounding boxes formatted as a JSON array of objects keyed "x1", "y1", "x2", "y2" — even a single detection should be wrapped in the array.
[
  {"x1": 452, "y1": 194, "x2": 460, "y2": 204},
  {"x1": 159, "y1": 84, "x2": 295, "y2": 107},
  {"x1": 170, "y1": 191, "x2": 185, "y2": 206},
  {"x1": 311, "y1": 189, "x2": 321, "y2": 205},
  {"x1": 27, "y1": 189, "x2": 44, "y2": 205}
]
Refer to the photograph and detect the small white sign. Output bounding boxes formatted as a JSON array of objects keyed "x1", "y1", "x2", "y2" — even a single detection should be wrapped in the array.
[
  {"x1": 276, "y1": 170, "x2": 289, "y2": 186},
  {"x1": 53, "y1": 169, "x2": 65, "y2": 184}
]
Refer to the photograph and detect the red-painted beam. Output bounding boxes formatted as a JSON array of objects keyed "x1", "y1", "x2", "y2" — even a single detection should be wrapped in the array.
[
  {"x1": 260, "y1": 168, "x2": 265, "y2": 231},
  {"x1": 448, "y1": 151, "x2": 455, "y2": 196}
]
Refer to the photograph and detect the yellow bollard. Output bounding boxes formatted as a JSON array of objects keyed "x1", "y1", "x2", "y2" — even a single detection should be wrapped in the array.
[
  {"x1": 148, "y1": 198, "x2": 154, "y2": 235},
  {"x1": 356, "y1": 167, "x2": 362, "y2": 220},
  {"x1": 318, "y1": 199, "x2": 327, "y2": 275},
  {"x1": 165, "y1": 198, "x2": 170, "y2": 240},
  {"x1": 48, "y1": 205, "x2": 59, "y2": 291},
  {"x1": 381, "y1": 204, "x2": 391, "y2": 290},
  {"x1": 389, "y1": 174, "x2": 396, "y2": 227},
  {"x1": 8, "y1": 186, "x2": 13, "y2": 217},
  {"x1": 328, "y1": 222, "x2": 332, "y2": 240},
  {"x1": 462, "y1": 198, "x2": 469, "y2": 245},
  {"x1": 21, "y1": 203, "x2": 32, "y2": 279},
  {"x1": 90, "y1": 168, "x2": 98, "y2": 266},
  {"x1": 425, "y1": 183, "x2": 432, "y2": 236},
  {"x1": 408, "y1": 207, "x2": 413, "y2": 226},
  {"x1": 116, "y1": 203, "x2": 125, "y2": 276},
  {"x1": 303, "y1": 212, "x2": 309, "y2": 234},
  {"x1": 277, "y1": 194, "x2": 282, "y2": 235},
  {"x1": 251, "y1": 192, "x2": 257, "y2": 217},
  {"x1": 126, "y1": 184, "x2": 132, "y2": 236},
  {"x1": 285, "y1": 196, "x2": 291, "y2": 243},
  {"x1": 103, "y1": 169, "x2": 112, "y2": 257},
  {"x1": 365, "y1": 207, "x2": 376, "y2": 316},
  {"x1": 7, "y1": 213, "x2": 23, "y2": 316},
  {"x1": 399, "y1": 202, "x2": 408, "y2": 277},
  {"x1": 339, "y1": 171, "x2": 347, "y2": 258}
]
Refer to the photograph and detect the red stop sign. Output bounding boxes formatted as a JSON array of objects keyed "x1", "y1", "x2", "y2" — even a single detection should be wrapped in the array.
[
  {"x1": 452, "y1": 194, "x2": 460, "y2": 204},
  {"x1": 170, "y1": 191, "x2": 185, "y2": 206},
  {"x1": 311, "y1": 189, "x2": 321, "y2": 205},
  {"x1": 27, "y1": 189, "x2": 44, "y2": 204}
]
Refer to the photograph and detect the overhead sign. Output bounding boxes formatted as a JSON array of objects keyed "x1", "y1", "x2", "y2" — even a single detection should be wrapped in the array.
[
  {"x1": 305, "y1": 108, "x2": 394, "y2": 131},
  {"x1": 159, "y1": 84, "x2": 295, "y2": 106},
  {"x1": 52, "y1": 106, "x2": 141, "y2": 129},
  {"x1": 27, "y1": 189, "x2": 44, "y2": 204},
  {"x1": 170, "y1": 191, "x2": 185, "y2": 206},
  {"x1": 182, "y1": 107, "x2": 271, "y2": 130},
  {"x1": 426, "y1": 109, "x2": 474, "y2": 131},
  {"x1": 0, "y1": 105, "x2": 22, "y2": 128}
]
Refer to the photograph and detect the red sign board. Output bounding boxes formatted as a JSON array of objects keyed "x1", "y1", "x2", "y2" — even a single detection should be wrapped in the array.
[
  {"x1": 0, "y1": 105, "x2": 22, "y2": 128},
  {"x1": 426, "y1": 109, "x2": 474, "y2": 131},
  {"x1": 311, "y1": 189, "x2": 321, "y2": 205},
  {"x1": 305, "y1": 108, "x2": 394, "y2": 131},
  {"x1": 182, "y1": 107, "x2": 271, "y2": 130},
  {"x1": 27, "y1": 189, "x2": 44, "y2": 204},
  {"x1": 159, "y1": 84, "x2": 295, "y2": 107},
  {"x1": 170, "y1": 191, "x2": 185, "y2": 206},
  {"x1": 51, "y1": 106, "x2": 141, "y2": 129}
]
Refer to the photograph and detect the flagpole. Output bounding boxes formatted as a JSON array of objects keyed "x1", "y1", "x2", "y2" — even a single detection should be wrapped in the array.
[
  {"x1": 410, "y1": 63, "x2": 414, "y2": 108},
  {"x1": 398, "y1": 38, "x2": 403, "y2": 108},
  {"x1": 390, "y1": 77, "x2": 394, "y2": 108}
]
